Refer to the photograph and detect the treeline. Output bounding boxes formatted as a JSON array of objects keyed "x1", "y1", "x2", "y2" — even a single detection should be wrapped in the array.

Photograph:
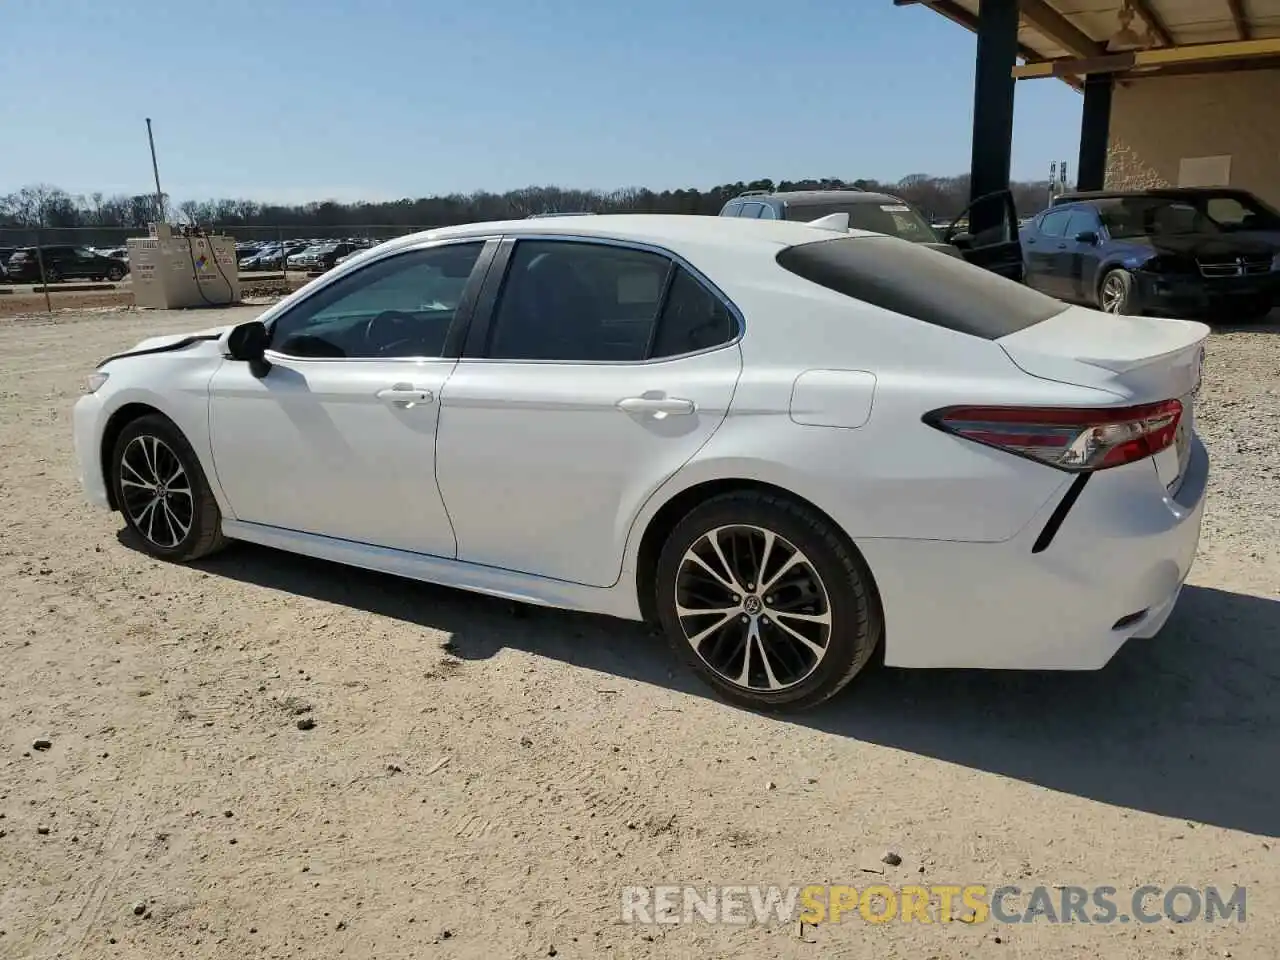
[{"x1": 1, "y1": 175, "x2": 1061, "y2": 235}]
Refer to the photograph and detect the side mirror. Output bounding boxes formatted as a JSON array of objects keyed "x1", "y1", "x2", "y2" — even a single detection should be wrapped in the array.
[
  {"x1": 949, "y1": 231, "x2": 975, "y2": 248},
  {"x1": 1074, "y1": 230, "x2": 1099, "y2": 245},
  {"x1": 226, "y1": 320, "x2": 272, "y2": 378}
]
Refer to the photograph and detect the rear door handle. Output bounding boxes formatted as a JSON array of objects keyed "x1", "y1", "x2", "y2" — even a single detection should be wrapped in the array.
[
  {"x1": 617, "y1": 396, "x2": 696, "y2": 417},
  {"x1": 377, "y1": 384, "x2": 434, "y2": 407}
]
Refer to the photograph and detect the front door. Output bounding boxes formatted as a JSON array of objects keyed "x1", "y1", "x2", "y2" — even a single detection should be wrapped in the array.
[
  {"x1": 207, "y1": 240, "x2": 492, "y2": 556},
  {"x1": 435, "y1": 237, "x2": 743, "y2": 587},
  {"x1": 1060, "y1": 208, "x2": 1105, "y2": 304},
  {"x1": 944, "y1": 190, "x2": 1025, "y2": 283}
]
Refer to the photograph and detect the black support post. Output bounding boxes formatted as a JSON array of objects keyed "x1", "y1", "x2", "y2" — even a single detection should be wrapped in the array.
[
  {"x1": 968, "y1": 0, "x2": 1019, "y2": 223},
  {"x1": 1076, "y1": 73, "x2": 1113, "y2": 192}
]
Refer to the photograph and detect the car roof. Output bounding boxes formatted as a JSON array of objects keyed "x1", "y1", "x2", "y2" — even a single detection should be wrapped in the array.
[
  {"x1": 392, "y1": 214, "x2": 879, "y2": 254},
  {"x1": 769, "y1": 190, "x2": 906, "y2": 206},
  {"x1": 1054, "y1": 187, "x2": 1255, "y2": 205}
]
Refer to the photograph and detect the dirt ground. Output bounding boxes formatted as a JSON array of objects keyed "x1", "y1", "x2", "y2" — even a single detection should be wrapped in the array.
[{"x1": 1, "y1": 307, "x2": 1278, "y2": 960}]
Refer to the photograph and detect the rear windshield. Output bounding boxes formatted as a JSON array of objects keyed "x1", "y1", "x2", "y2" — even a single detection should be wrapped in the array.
[{"x1": 775, "y1": 235, "x2": 1067, "y2": 339}]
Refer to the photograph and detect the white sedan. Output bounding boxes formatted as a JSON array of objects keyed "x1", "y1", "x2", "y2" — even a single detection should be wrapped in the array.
[{"x1": 72, "y1": 214, "x2": 1209, "y2": 711}]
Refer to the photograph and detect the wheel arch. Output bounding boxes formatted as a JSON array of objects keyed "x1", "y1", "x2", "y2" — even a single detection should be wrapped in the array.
[
  {"x1": 633, "y1": 477, "x2": 882, "y2": 631},
  {"x1": 99, "y1": 402, "x2": 168, "y2": 510},
  {"x1": 1095, "y1": 260, "x2": 1134, "y2": 305}
]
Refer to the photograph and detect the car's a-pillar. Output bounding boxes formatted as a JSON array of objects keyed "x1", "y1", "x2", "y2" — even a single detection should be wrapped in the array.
[
  {"x1": 968, "y1": 0, "x2": 1018, "y2": 236},
  {"x1": 1077, "y1": 73, "x2": 1114, "y2": 192}
]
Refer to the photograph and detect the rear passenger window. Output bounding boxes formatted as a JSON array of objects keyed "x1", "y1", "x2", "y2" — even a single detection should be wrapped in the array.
[
  {"x1": 487, "y1": 241, "x2": 670, "y2": 361},
  {"x1": 650, "y1": 268, "x2": 737, "y2": 358},
  {"x1": 485, "y1": 241, "x2": 737, "y2": 362}
]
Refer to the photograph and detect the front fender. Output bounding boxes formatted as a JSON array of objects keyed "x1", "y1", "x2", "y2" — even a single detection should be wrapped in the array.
[{"x1": 95, "y1": 357, "x2": 231, "y2": 516}]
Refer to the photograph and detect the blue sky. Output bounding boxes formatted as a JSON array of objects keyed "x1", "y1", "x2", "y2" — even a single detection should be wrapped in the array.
[{"x1": 0, "y1": 0, "x2": 1082, "y2": 203}]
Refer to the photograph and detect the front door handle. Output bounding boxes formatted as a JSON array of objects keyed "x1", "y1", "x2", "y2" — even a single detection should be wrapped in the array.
[
  {"x1": 617, "y1": 396, "x2": 696, "y2": 417},
  {"x1": 377, "y1": 384, "x2": 434, "y2": 407}
]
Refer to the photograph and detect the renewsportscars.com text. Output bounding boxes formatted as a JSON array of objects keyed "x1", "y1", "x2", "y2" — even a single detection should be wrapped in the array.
[{"x1": 620, "y1": 884, "x2": 1246, "y2": 926}]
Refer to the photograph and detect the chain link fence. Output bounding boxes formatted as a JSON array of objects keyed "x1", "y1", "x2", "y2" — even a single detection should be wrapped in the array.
[{"x1": 1, "y1": 224, "x2": 442, "y2": 293}]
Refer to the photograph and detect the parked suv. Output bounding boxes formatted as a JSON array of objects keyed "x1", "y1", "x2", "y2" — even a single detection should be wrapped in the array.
[
  {"x1": 1025, "y1": 190, "x2": 1280, "y2": 320},
  {"x1": 5, "y1": 245, "x2": 129, "y2": 283},
  {"x1": 721, "y1": 188, "x2": 1027, "y2": 283}
]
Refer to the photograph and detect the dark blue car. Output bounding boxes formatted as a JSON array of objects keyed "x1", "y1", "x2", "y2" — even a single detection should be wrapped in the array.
[{"x1": 1021, "y1": 189, "x2": 1280, "y2": 321}]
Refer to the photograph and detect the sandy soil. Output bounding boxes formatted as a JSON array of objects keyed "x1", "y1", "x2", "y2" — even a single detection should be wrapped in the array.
[{"x1": 1, "y1": 307, "x2": 1278, "y2": 960}]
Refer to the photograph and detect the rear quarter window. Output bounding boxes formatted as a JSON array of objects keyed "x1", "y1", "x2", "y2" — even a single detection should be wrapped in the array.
[{"x1": 775, "y1": 235, "x2": 1067, "y2": 339}]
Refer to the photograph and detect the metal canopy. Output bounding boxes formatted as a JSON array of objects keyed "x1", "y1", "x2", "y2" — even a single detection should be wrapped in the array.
[{"x1": 895, "y1": 0, "x2": 1280, "y2": 85}]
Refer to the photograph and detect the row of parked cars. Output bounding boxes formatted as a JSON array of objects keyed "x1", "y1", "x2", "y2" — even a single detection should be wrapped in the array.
[
  {"x1": 0, "y1": 245, "x2": 130, "y2": 283},
  {"x1": 717, "y1": 184, "x2": 1280, "y2": 321},
  {"x1": 235, "y1": 238, "x2": 380, "y2": 273}
]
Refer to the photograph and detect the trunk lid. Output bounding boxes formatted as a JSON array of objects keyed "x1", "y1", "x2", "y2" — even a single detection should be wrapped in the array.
[{"x1": 997, "y1": 305, "x2": 1209, "y2": 492}]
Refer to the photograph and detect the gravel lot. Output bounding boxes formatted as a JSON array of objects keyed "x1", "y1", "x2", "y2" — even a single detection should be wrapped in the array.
[{"x1": 1, "y1": 306, "x2": 1278, "y2": 960}]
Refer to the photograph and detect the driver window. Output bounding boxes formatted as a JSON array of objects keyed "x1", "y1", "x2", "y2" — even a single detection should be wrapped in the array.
[{"x1": 269, "y1": 243, "x2": 483, "y2": 359}]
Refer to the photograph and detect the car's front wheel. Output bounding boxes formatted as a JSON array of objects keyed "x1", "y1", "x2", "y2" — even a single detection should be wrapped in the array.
[
  {"x1": 654, "y1": 491, "x2": 882, "y2": 711},
  {"x1": 105, "y1": 265, "x2": 124, "y2": 282},
  {"x1": 111, "y1": 414, "x2": 227, "y2": 561}
]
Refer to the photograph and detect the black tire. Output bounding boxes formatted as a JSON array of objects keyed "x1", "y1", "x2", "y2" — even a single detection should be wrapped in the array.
[
  {"x1": 1098, "y1": 268, "x2": 1136, "y2": 315},
  {"x1": 44, "y1": 266, "x2": 61, "y2": 284},
  {"x1": 654, "y1": 491, "x2": 882, "y2": 712},
  {"x1": 105, "y1": 265, "x2": 124, "y2": 282},
  {"x1": 110, "y1": 414, "x2": 227, "y2": 562}
]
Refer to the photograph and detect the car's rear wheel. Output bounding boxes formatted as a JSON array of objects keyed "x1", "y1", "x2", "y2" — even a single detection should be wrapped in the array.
[
  {"x1": 654, "y1": 491, "x2": 882, "y2": 711},
  {"x1": 1099, "y1": 268, "x2": 1136, "y2": 315},
  {"x1": 111, "y1": 414, "x2": 227, "y2": 562},
  {"x1": 44, "y1": 266, "x2": 61, "y2": 283}
]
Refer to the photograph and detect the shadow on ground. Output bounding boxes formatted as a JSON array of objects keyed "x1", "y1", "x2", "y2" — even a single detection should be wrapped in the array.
[{"x1": 185, "y1": 538, "x2": 1280, "y2": 837}]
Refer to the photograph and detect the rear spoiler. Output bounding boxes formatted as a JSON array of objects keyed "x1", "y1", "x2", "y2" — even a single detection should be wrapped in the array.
[{"x1": 806, "y1": 213, "x2": 850, "y2": 233}]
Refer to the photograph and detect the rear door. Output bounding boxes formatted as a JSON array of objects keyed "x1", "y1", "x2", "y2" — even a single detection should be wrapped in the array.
[
  {"x1": 943, "y1": 190, "x2": 1024, "y2": 283},
  {"x1": 434, "y1": 236, "x2": 743, "y2": 587}
]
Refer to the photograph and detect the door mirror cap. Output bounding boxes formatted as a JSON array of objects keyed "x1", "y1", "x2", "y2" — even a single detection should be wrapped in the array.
[
  {"x1": 1074, "y1": 230, "x2": 1099, "y2": 244},
  {"x1": 949, "y1": 231, "x2": 975, "y2": 248},
  {"x1": 225, "y1": 320, "x2": 272, "y2": 377}
]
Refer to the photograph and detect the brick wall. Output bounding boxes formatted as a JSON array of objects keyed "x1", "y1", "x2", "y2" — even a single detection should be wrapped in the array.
[{"x1": 1106, "y1": 69, "x2": 1280, "y2": 208}]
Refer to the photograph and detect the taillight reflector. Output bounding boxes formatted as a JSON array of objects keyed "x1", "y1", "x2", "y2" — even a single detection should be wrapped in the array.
[{"x1": 924, "y1": 399, "x2": 1183, "y2": 472}]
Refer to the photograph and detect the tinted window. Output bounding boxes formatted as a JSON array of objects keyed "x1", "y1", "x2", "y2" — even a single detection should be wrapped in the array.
[
  {"x1": 650, "y1": 268, "x2": 737, "y2": 358},
  {"x1": 487, "y1": 241, "x2": 672, "y2": 362},
  {"x1": 758, "y1": 204, "x2": 777, "y2": 220},
  {"x1": 1065, "y1": 210, "x2": 1099, "y2": 237},
  {"x1": 788, "y1": 201, "x2": 937, "y2": 243},
  {"x1": 269, "y1": 243, "x2": 482, "y2": 359},
  {"x1": 721, "y1": 202, "x2": 742, "y2": 217},
  {"x1": 1038, "y1": 210, "x2": 1072, "y2": 238},
  {"x1": 776, "y1": 235, "x2": 1067, "y2": 339},
  {"x1": 738, "y1": 202, "x2": 764, "y2": 219}
]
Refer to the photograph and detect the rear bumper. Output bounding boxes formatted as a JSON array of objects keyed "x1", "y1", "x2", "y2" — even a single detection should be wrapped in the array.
[{"x1": 862, "y1": 436, "x2": 1208, "y2": 670}]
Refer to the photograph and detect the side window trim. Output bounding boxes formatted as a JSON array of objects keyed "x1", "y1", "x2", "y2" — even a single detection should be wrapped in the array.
[
  {"x1": 262, "y1": 237, "x2": 498, "y2": 362},
  {"x1": 460, "y1": 234, "x2": 746, "y2": 365}
]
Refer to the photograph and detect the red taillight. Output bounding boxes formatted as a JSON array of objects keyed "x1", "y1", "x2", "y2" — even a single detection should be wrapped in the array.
[{"x1": 925, "y1": 399, "x2": 1183, "y2": 472}]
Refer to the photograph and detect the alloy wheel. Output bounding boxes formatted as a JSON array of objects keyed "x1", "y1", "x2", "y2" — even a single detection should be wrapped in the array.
[
  {"x1": 1101, "y1": 274, "x2": 1126, "y2": 314},
  {"x1": 674, "y1": 524, "x2": 832, "y2": 692},
  {"x1": 119, "y1": 435, "x2": 194, "y2": 549}
]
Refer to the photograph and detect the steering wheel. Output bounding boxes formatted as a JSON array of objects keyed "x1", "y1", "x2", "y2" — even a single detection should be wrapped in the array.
[{"x1": 362, "y1": 310, "x2": 419, "y2": 356}]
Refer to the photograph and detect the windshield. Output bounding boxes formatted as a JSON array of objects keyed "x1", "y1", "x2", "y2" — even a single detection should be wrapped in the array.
[
  {"x1": 788, "y1": 201, "x2": 939, "y2": 243},
  {"x1": 1097, "y1": 193, "x2": 1280, "y2": 239}
]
